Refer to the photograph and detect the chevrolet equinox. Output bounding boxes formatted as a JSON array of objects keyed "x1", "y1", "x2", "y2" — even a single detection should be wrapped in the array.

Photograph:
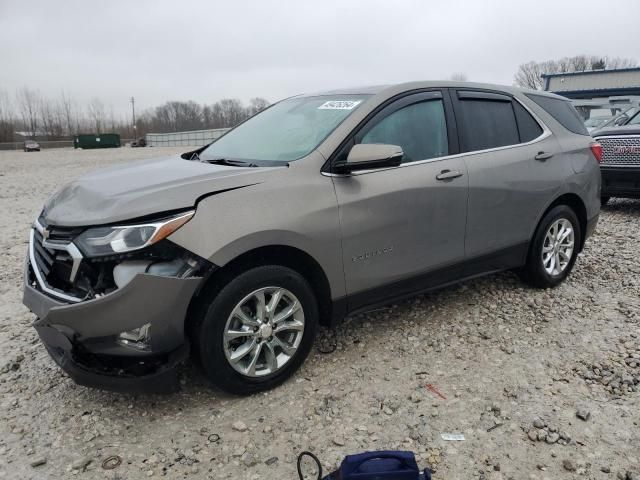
[{"x1": 23, "y1": 82, "x2": 602, "y2": 394}]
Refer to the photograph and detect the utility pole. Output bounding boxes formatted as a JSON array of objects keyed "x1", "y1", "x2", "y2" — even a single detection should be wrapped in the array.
[{"x1": 130, "y1": 96, "x2": 136, "y2": 140}]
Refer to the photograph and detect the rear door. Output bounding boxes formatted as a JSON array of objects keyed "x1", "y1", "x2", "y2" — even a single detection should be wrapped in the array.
[
  {"x1": 330, "y1": 90, "x2": 469, "y2": 308},
  {"x1": 450, "y1": 89, "x2": 561, "y2": 272}
]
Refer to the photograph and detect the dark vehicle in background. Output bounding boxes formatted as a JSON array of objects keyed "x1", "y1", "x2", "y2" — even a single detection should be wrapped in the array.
[
  {"x1": 23, "y1": 140, "x2": 40, "y2": 152},
  {"x1": 131, "y1": 137, "x2": 147, "y2": 147},
  {"x1": 593, "y1": 110, "x2": 640, "y2": 203}
]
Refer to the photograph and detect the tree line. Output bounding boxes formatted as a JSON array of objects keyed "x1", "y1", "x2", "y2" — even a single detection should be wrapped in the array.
[
  {"x1": 2, "y1": 55, "x2": 637, "y2": 143},
  {"x1": 513, "y1": 55, "x2": 637, "y2": 90},
  {"x1": 0, "y1": 88, "x2": 269, "y2": 143}
]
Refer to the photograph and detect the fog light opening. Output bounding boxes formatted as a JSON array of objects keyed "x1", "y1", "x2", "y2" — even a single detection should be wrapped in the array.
[{"x1": 116, "y1": 323, "x2": 152, "y2": 351}]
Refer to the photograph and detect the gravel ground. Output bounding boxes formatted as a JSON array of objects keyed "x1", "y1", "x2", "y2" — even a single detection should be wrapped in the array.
[{"x1": 1, "y1": 147, "x2": 639, "y2": 480}]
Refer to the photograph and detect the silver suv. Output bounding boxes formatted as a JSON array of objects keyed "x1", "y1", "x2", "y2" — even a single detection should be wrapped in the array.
[{"x1": 23, "y1": 82, "x2": 601, "y2": 394}]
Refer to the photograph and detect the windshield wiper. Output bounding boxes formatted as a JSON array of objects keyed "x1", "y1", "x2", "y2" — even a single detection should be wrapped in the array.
[{"x1": 201, "y1": 158, "x2": 259, "y2": 168}]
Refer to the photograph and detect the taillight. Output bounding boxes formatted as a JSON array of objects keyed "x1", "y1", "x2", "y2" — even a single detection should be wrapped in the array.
[{"x1": 590, "y1": 142, "x2": 603, "y2": 163}]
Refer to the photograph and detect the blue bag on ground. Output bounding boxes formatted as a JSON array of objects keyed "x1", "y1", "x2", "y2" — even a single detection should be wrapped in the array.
[{"x1": 297, "y1": 450, "x2": 431, "y2": 480}]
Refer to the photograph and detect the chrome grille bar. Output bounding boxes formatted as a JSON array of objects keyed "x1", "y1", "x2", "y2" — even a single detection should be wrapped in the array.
[{"x1": 595, "y1": 135, "x2": 640, "y2": 166}]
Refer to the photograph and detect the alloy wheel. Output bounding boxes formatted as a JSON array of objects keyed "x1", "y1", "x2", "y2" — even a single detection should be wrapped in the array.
[
  {"x1": 223, "y1": 287, "x2": 305, "y2": 377},
  {"x1": 541, "y1": 218, "x2": 575, "y2": 276}
]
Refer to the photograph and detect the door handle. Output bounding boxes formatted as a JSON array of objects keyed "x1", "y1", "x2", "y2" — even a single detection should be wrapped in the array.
[
  {"x1": 436, "y1": 169, "x2": 463, "y2": 181},
  {"x1": 535, "y1": 151, "x2": 554, "y2": 161}
]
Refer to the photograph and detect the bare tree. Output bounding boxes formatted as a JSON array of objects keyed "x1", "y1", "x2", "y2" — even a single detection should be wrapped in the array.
[
  {"x1": 449, "y1": 72, "x2": 468, "y2": 82},
  {"x1": 59, "y1": 91, "x2": 78, "y2": 136},
  {"x1": 247, "y1": 97, "x2": 270, "y2": 116},
  {"x1": 38, "y1": 97, "x2": 65, "y2": 139},
  {"x1": 87, "y1": 98, "x2": 106, "y2": 133},
  {"x1": 603, "y1": 56, "x2": 638, "y2": 69},
  {"x1": 514, "y1": 55, "x2": 639, "y2": 90},
  {"x1": 0, "y1": 89, "x2": 15, "y2": 142},
  {"x1": 514, "y1": 61, "x2": 554, "y2": 89},
  {"x1": 16, "y1": 87, "x2": 40, "y2": 139}
]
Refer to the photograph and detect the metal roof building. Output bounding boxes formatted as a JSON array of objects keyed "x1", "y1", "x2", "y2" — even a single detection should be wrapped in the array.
[{"x1": 543, "y1": 67, "x2": 640, "y2": 99}]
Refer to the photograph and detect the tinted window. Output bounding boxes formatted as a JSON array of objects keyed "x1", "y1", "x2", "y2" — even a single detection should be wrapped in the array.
[
  {"x1": 525, "y1": 94, "x2": 589, "y2": 136},
  {"x1": 360, "y1": 100, "x2": 448, "y2": 163},
  {"x1": 513, "y1": 101, "x2": 543, "y2": 142},
  {"x1": 458, "y1": 99, "x2": 519, "y2": 151}
]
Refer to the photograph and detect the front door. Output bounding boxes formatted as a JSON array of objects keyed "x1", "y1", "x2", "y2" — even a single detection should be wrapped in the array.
[{"x1": 330, "y1": 91, "x2": 468, "y2": 309}]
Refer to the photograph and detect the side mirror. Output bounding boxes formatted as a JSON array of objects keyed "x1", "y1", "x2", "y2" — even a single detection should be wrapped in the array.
[
  {"x1": 614, "y1": 115, "x2": 628, "y2": 126},
  {"x1": 335, "y1": 144, "x2": 403, "y2": 173}
]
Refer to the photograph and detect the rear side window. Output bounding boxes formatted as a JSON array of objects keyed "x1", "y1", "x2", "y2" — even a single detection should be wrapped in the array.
[
  {"x1": 457, "y1": 99, "x2": 519, "y2": 151},
  {"x1": 513, "y1": 101, "x2": 544, "y2": 142},
  {"x1": 525, "y1": 94, "x2": 589, "y2": 136}
]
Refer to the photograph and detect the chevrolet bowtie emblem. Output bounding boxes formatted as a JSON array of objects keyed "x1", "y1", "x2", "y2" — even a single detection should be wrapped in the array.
[{"x1": 42, "y1": 228, "x2": 50, "y2": 240}]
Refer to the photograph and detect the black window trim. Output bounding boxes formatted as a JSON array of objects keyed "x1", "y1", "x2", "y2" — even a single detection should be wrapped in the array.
[
  {"x1": 321, "y1": 88, "x2": 551, "y2": 177},
  {"x1": 322, "y1": 88, "x2": 459, "y2": 175},
  {"x1": 451, "y1": 88, "x2": 550, "y2": 155}
]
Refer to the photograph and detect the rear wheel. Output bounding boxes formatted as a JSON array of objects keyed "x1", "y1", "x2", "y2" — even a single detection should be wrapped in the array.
[
  {"x1": 195, "y1": 265, "x2": 318, "y2": 394},
  {"x1": 520, "y1": 205, "x2": 581, "y2": 288}
]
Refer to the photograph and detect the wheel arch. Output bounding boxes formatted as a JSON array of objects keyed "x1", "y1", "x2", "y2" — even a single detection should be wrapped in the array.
[
  {"x1": 538, "y1": 192, "x2": 588, "y2": 251},
  {"x1": 186, "y1": 245, "x2": 334, "y2": 338}
]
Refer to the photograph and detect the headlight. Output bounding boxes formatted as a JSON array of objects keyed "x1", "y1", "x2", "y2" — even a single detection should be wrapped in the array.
[{"x1": 75, "y1": 211, "x2": 194, "y2": 257}]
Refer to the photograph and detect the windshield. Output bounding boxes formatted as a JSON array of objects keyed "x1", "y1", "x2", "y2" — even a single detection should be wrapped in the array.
[
  {"x1": 584, "y1": 117, "x2": 610, "y2": 128},
  {"x1": 199, "y1": 95, "x2": 370, "y2": 163},
  {"x1": 629, "y1": 111, "x2": 640, "y2": 125}
]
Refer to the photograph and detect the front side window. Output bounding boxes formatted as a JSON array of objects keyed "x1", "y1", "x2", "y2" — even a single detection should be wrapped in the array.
[
  {"x1": 199, "y1": 94, "x2": 370, "y2": 163},
  {"x1": 359, "y1": 100, "x2": 448, "y2": 163},
  {"x1": 458, "y1": 99, "x2": 520, "y2": 151},
  {"x1": 628, "y1": 111, "x2": 640, "y2": 125}
]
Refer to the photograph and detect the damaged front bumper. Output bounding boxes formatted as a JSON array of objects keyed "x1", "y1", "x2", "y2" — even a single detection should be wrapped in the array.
[{"x1": 24, "y1": 258, "x2": 205, "y2": 394}]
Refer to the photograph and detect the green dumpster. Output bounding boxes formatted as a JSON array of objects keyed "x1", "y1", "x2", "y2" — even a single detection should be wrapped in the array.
[{"x1": 74, "y1": 133, "x2": 121, "y2": 149}]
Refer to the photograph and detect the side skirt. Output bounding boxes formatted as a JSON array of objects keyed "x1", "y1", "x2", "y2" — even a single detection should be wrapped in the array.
[{"x1": 329, "y1": 242, "x2": 528, "y2": 323}]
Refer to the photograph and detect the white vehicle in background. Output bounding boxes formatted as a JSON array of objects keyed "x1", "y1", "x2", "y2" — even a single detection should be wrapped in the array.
[{"x1": 572, "y1": 97, "x2": 640, "y2": 133}]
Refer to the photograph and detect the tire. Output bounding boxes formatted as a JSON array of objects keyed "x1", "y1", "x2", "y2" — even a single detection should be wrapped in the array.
[
  {"x1": 519, "y1": 205, "x2": 582, "y2": 289},
  {"x1": 600, "y1": 196, "x2": 610, "y2": 206},
  {"x1": 194, "y1": 265, "x2": 318, "y2": 394}
]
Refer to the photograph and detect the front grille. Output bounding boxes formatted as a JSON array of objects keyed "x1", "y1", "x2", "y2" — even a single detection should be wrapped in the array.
[
  {"x1": 596, "y1": 135, "x2": 640, "y2": 166},
  {"x1": 32, "y1": 229, "x2": 56, "y2": 278},
  {"x1": 29, "y1": 224, "x2": 85, "y2": 303}
]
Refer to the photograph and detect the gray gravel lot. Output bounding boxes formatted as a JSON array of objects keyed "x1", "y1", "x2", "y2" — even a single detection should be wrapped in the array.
[{"x1": 1, "y1": 147, "x2": 639, "y2": 479}]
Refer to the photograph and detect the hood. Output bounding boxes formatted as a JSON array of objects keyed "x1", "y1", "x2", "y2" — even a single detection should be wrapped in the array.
[
  {"x1": 592, "y1": 124, "x2": 640, "y2": 138},
  {"x1": 42, "y1": 155, "x2": 274, "y2": 227}
]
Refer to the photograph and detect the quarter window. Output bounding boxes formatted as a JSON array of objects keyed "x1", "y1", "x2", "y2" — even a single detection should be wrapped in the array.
[
  {"x1": 458, "y1": 99, "x2": 520, "y2": 151},
  {"x1": 359, "y1": 100, "x2": 448, "y2": 163},
  {"x1": 525, "y1": 94, "x2": 589, "y2": 136}
]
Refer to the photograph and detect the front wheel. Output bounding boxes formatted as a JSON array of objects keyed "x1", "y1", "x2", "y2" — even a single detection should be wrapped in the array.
[
  {"x1": 195, "y1": 265, "x2": 318, "y2": 394},
  {"x1": 519, "y1": 205, "x2": 581, "y2": 288}
]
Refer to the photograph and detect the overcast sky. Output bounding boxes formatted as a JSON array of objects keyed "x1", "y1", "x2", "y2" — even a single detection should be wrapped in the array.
[{"x1": 1, "y1": 0, "x2": 639, "y2": 117}]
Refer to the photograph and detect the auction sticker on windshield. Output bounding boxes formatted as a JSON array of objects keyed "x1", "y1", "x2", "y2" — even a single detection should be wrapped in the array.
[{"x1": 318, "y1": 100, "x2": 362, "y2": 110}]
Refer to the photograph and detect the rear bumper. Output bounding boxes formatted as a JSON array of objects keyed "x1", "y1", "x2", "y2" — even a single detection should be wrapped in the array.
[
  {"x1": 600, "y1": 166, "x2": 640, "y2": 198},
  {"x1": 23, "y1": 268, "x2": 202, "y2": 393}
]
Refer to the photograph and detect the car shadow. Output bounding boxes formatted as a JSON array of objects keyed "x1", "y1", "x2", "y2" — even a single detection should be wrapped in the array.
[{"x1": 602, "y1": 198, "x2": 640, "y2": 216}]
